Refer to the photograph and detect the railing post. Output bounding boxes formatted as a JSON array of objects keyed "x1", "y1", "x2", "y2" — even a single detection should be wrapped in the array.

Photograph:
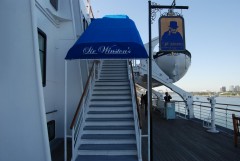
[
  {"x1": 72, "y1": 128, "x2": 75, "y2": 161},
  {"x1": 226, "y1": 105, "x2": 228, "y2": 128},
  {"x1": 64, "y1": 60, "x2": 68, "y2": 161},
  {"x1": 207, "y1": 96, "x2": 219, "y2": 133},
  {"x1": 200, "y1": 103, "x2": 202, "y2": 120},
  {"x1": 186, "y1": 102, "x2": 188, "y2": 118},
  {"x1": 93, "y1": 62, "x2": 95, "y2": 80},
  {"x1": 139, "y1": 130, "x2": 142, "y2": 161}
]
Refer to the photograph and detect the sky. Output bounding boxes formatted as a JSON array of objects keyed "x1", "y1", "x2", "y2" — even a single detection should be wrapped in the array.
[{"x1": 90, "y1": 0, "x2": 240, "y2": 92}]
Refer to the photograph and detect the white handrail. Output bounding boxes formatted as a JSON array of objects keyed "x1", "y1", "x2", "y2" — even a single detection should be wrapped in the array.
[
  {"x1": 128, "y1": 60, "x2": 142, "y2": 161},
  {"x1": 70, "y1": 60, "x2": 101, "y2": 160}
]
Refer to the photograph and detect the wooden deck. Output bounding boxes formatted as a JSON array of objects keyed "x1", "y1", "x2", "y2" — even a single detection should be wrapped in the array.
[
  {"x1": 51, "y1": 108, "x2": 240, "y2": 161},
  {"x1": 141, "y1": 108, "x2": 240, "y2": 161}
]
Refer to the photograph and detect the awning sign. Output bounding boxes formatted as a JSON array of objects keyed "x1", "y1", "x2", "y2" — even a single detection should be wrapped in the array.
[
  {"x1": 159, "y1": 16, "x2": 185, "y2": 51},
  {"x1": 65, "y1": 15, "x2": 148, "y2": 60}
]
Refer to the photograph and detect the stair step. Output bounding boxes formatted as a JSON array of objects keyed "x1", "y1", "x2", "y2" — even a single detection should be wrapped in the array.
[
  {"x1": 99, "y1": 77, "x2": 128, "y2": 80},
  {"x1": 101, "y1": 69, "x2": 127, "y2": 71},
  {"x1": 100, "y1": 72, "x2": 127, "y2": 74},
  {"x1": 101, "y1": 71, "x2": 127, "y2": 74},
  {"x1": 85, "y1": 121, "x2": 134, "y2": 126},
  {"x1": 88, "y1": 111, "x2": 132, "y2": 114},
  {"x1": 93, "y1": 88, "x2": 130, "y2": 91},
  {"x1": 102, "y1": 66, "x2": 128, "y2": 71},
  {"x1": 89, "y1": 107, "x2": 132, "y2": 112},
  {"x1": 92, "y1": 91, "x2": 131, "y2": 95},
  {"x1": 75, "y1": 155, "x2": 138, "y2": 161},
  {"x1": 95, "y1": 84, "x2": 129, "y2": 87},
  {"x1": 101, "y1": 69, "x2": 127, "y2": 72},
  {"x1": 80, "y1": 139, "x2": 136, "y2": 144},
  {"x1": 82, "y1": 130, "x2": 135, "y2": 135},
  {"x1": 97, "y1": 78, "x2": 129, "y2": 81},
  {"x1": 102, "y1": 63, "x2": 127, "y2": 65},
  {"x1": 86, "y1": 118, "x2": 134, "y2": 122},
  {"x1": 98, "y1": 79, "x2": 129, "y2": 82},
  {"x1": 89, "y1": 104, "x2": 132, "y2": 108},
  {"x1": 102, "y1": 64, "x2": 127, "y2": 69},
  {"x1": 91, "y1": 98, "x2": 132, "y2": 101},
  {"x1": 100, "y1": 73, "x2": 128, "y2": 75},
  {"x1": 86, "y1": 113, "x2": 133, "y2": 118},
  {"x1": 95, "y1": 80, "x2": 129, "y2": 83},
  {"x1": 84, "y1": 126, "x2": 134, "y2": 130},
  {"x1": 94, "y1": 88, "x2": 130, "y2": 91},
  {"x1": 77, "y1": 150, "x2": 137, "y2": 156},
  {"x1": 95, "y1": 81, "x2": 129, "y2": 85},
  {"x1": 92, "y1": 94, "x2": 131, "y2": 97},
  {"x1": 82, "y1": 134, "x2": 135, "y2": 140},
  {"x1": 99, "y1": 78, "x2": 128, "y2": 81},
  {"x1": 91, "y1": 94, "x2": 131, "y2": 98},
  {"x1": 78, "y1": 144, "x2": 137, "y2": 150},
  {"x1": 90, "y1": 102, "x2": 132, "y2": 106},
  {"x1": 94, "y1": 86, "x2": 130, "y2": 90}
]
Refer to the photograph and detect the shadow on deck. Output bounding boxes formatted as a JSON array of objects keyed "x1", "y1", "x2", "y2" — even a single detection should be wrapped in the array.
[{"x1": 141, "y1": 108, "x2": 240, "y2": 161}]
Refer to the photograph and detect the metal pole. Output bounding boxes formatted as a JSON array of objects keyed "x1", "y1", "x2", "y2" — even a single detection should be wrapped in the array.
[
  {"x1": 146, "y1": 1, "x2": 189, "y2": 161},
  {"x1": 64, "y1": 60, "x2": 68, "y2": 161},
  {"x1": 148, "y1": 1, "x2": 153, "y2": 161}
]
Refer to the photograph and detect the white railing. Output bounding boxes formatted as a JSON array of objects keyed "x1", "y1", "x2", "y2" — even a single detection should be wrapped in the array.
[
  {"x1": 193, "y1": 101, "x2": 240, "y2": 131},
  {"x1": 174, "y1": 100, "x2": 240, "y2": 131},
  {"x1": 128, "y1": 60, "x2": 142, "y2": 161},
  {"x1": 174, "y1": 101, "x2": 188, "y2": 119},
  {"x1": 70, "y1": 60, "x2": 101, "y2": 161}
]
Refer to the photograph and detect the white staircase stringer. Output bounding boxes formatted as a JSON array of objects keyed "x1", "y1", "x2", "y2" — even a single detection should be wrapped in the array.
[
  {"x1": 71, "y1": 63, "x2": 98, "y2": 161},
  {"x1": 128, "y1": 61, "x2": 142, "y2": 161}
]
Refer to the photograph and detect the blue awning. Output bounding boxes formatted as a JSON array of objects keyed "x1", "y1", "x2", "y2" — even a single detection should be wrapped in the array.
[{"x1": 65, "y1": 15, "x2": 148, "y2": 60}]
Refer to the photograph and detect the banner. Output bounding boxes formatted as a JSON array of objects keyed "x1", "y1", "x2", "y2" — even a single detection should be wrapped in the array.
[{"x1": 159, "y1": 16, "x2": 185, "y2": 51}]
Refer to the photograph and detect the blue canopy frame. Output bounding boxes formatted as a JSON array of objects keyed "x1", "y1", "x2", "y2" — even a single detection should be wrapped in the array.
[{"x1": 65, "y1": 15, "x2": 148, "y2": 60}]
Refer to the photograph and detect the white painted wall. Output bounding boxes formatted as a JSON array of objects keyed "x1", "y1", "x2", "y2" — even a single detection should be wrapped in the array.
[
  {"x1": 0, "y1": 0, "x2": 91, "y2": 160},
  {"x1": 35, "y1": 0, "x2": 89, "y2": 137},
  {"x1": 0, "y1": 1, "x2": 51, "y2": 161}
]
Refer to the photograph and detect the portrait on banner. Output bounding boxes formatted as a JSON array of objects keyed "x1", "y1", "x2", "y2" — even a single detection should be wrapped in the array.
[{"x1": 159, "y1": 16, "x2": 186, "y2": 51}]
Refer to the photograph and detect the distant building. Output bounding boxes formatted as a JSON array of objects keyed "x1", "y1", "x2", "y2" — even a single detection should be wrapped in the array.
[
  {"x1": 229, "y1": 85, "x2": 234, "y2": 92},
  {"x1": 220, "y1": 86, "x2": 226, "y2": 92},
  {"x1": 235, "y1": 85, "x2": 240, "y2": 92}
]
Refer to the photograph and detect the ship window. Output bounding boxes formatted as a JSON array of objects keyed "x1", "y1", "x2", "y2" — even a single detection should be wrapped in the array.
[
  {"x1": 47, "y1": 120, "x2": 55, "y2": 141},
  {"x1": 38, "y1": 28, "x2": 47, "y2": 87},
  {"x1": 50, "y1": 0, "x2": 58, "y2": 10}
]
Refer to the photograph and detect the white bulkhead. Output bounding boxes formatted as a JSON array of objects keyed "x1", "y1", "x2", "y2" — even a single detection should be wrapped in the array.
[{"x1": 0, "y1": 0, "x2": 93, "y2": 160}]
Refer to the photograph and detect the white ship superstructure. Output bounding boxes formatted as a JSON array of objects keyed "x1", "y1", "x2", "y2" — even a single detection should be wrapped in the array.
[{"x1": 1, "y1": 1, "x2": 93, "y2": 161}]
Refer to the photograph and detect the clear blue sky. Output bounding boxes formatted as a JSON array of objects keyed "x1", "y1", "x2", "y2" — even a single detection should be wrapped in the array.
[{"x1": 91, "y1": 0, "x2": 240, "y2": 92}]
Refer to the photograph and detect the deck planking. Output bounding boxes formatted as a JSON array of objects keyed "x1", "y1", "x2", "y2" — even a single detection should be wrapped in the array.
[{"x1": 141, "y1": 108, "x2": 240, "y2": 161}]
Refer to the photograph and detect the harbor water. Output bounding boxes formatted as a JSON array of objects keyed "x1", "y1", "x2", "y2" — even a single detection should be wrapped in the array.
[{"x1": 169, "y1": 93, "x2": 240, "y2": 130}]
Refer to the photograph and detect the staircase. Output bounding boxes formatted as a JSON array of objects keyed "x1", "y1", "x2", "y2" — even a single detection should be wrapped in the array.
[{"x1": 75, "y1": 60, "x2": 139, "y2": 161}]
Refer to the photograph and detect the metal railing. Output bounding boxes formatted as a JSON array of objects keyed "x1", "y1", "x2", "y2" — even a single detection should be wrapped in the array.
[
  {"x1": 128, "y1": 60, "x2": 142, "y2": 161},
  {"x1": 70, "y1": 60, "x2": 100, "y2": 161},
  {"x1": 193, "y1": 101, "x2": 240, "y2": 130},
  {"x1": 174, "y1": 101, "x2": 188, "y2": 119},
  {"x1": 174, "y1": 100, "x2": 240, "y2": 131}
]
